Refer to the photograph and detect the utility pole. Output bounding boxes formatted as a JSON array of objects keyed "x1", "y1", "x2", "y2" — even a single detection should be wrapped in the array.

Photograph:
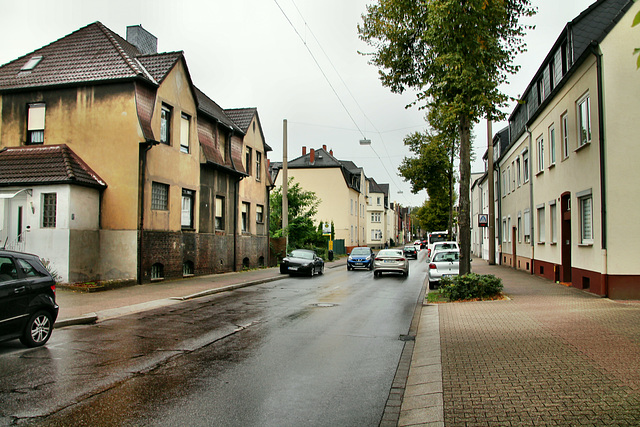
[
  {"x1": 282, "y1": 119, "x2": 289, "y2": 250},
  {"x1": 487, "y1": 120, "x2": 495, "y2": 265}
]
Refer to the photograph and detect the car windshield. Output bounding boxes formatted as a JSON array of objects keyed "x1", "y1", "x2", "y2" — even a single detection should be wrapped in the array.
[
  {"x1": 290, "y1": 250, "x2": 314, "y2": 260},
  {"x1": 351, "y1": 248, "x2": 370, "y2": 255},
  {"x1": 404, "y1": 246, "x2": 415, "y2": 250},
  {"x1": 435, "y1": 243, "x2": 457, "y2": 250},
  {"x1": 377, "y1": 249, "x2": 402, "y2": 257},
  {"x1": 433, "y1": 252, "x2": 459, "y2": 262}
]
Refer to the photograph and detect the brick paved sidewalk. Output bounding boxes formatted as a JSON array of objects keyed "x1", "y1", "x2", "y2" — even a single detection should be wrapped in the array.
[{"x1": 401, "y1": 259, "x2": 640, "y2": 426}]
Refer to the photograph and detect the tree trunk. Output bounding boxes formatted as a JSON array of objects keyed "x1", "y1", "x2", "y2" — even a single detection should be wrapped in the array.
[
  {"x1": 458, "y1": 115, "x2": 472, "y2": 275},
  {"x1": 448, "y1": 141, "x2": 454, "y2": 235}
]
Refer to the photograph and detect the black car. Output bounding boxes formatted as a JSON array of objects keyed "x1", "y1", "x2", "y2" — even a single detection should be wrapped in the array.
[
  {"x1": 279, "y1": 249, "x2": 325, "y2": 276},
  {"x1": 0, "y1": 250, "x2": 58, "y2": 347},
  {"x1": 403, "y1": 245, "x2": 418, "y2": 259}
]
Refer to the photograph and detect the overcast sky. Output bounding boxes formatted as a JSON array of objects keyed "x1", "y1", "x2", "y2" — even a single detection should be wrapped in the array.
[{"x1": 1, "y1": 0, "x2": 597, "y2": 207}]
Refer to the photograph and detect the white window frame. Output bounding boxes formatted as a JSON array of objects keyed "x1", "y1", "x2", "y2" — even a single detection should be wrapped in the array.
[
  {"x1": 181, "y1": 189, "x2": 195, "y2": 229},
  {"x1": 256, "y1": 204, "x2": 264, "y2": 223},
  {"x1": 523, "y1": 149, "x2": 530, "y2": 183},
  {"x1": 160, "y1": 104, "x2": 171, "y2": 145},
  {"x1": 549, "y1": 201, "x2": 557, "y2": 243},
  {"x1": 27, "y1": 103, "x2": 46, "y2": 144},
  {"x1": 536, "y1": 135, "x2": 544, "y2": 173},
  {"x1": 561, "y1": 112, "x2": 569, "y2": 159},
  {"x1": 578, "y1": 190, "x2": 593, "y2": 244},
  {"x1": 241, "y1": 202, "x2": 250, "y2": 232},
  {"x1": 180, "y1": 113, "x2": 190, "y2": 153},
  {"x1": 42, "y1": 193, "x2": 57, "y2": 228},
  {"x1": 577, "y1": 94, "x2": 591, "y2": 147},
  {"x1": 549, "y1": 124, "x2": 556, "y2": 166},
  {"x1": 537, "y1": 205, "x2": 545, "y2": 243},
  {"x1": 215, "y1": 196, "x2": 225, "y2": 230},
  {"x1": 151, "y1": 182, "x2": 169, "y2": 211}
]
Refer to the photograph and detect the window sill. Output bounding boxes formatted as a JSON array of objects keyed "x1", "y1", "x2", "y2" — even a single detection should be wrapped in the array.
[
  {"x1": 574, "y1": 142, "x2": 590, "y2": 153},
  {"x1": 578, "y1": 242, "x2": 593, "y2": 247},
  {"x1": 548, "y1": 163, "x2": 555, "y2": 170},
  {"x1": 537, "y1": 241, "x2": 546, "y2": 245},
  {"x1": 151, "y1": 277, "x2": 165, "y2": 283},
  {"x1": 535, "y1": 170, "x2": 544, "y2": 177},
  {"x1": 182, "y1": 274, "x2": 194, "y2": 278},
  {"x1": 549, "y1": 242, "x2": 557, "y2": 246},
  {"x1": 181, "y1": 228, "x2": 195, "y2": 232}
]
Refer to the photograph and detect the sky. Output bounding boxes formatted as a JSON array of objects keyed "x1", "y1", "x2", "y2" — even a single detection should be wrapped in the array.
[{"x1": 0, "y1": 0, "x2": 597, "y2": 207}]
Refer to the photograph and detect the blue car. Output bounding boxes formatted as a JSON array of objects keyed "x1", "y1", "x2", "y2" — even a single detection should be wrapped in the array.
[{"x1": 347, "y1": 247, "x2": 374, "y2": 271}]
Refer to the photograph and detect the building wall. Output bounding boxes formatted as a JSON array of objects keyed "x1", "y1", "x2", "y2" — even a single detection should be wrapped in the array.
[{"x1": 366, "y1": 190, "x2": 386, "y2": 248}]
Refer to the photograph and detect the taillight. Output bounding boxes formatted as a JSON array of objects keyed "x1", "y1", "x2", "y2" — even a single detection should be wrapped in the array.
[
  {"x1": 429, "y1": 263, "x2": 436, "y2": 269},
  {"x1": 375, "y1": 257, "x2": 381, "y2": 261},
  {"x1": 51, "y1": 285, "x2": 56, "y2": 294},
  {"x1": 397, "y1": 257, "x2": 406, "y2": 262},
  {"x1": 427, "y1": 249, "x2": 431, "y2": 257}
]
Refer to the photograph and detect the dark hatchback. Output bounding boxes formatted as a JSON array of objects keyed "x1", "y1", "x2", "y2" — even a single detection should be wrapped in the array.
[
  {"x1": 0, "y1": 250, "x2": 58, "y2": 347},
  {"x1": 279, "y1": 249, "x2": 325, "y2": 276},
  {"x1": 403, "y1": 245, "x2": 418, "y2": 259}
]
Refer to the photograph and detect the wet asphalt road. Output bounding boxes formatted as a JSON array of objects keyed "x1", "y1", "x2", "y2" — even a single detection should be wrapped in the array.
[{"x1": 0, "y1": 257, "x2": 427, "y2": 426}]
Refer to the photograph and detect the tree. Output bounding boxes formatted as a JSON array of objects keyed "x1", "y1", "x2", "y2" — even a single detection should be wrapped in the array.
[
  {"x1": 359, "y1": 0, "x2": 535, "y2": 274},
  {"x1": 269, "y1": 177, "x2": 322, "y2": 251},
  {"x1": 398, "y1": 128, "x2": 456, "y2": 234}
]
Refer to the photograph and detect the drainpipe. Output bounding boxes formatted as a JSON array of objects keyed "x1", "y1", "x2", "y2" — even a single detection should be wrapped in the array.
[
  {"x1": 528, "y1": 127, "x2": 534, "y2": 274},
  {"x1": 591, "y1": 44, "x2": 607, "y2": 294},
  {"x1": 138, "y1": 140, "x2": 158, "y2": 284},
  {"x1": 234, "y1": 175, "x2": 241, "y2": 272}
]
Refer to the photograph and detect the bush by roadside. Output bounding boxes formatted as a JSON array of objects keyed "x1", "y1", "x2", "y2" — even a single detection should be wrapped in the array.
[{"x1": 438, "y1": 273, "x2": 503, "y2": 302}]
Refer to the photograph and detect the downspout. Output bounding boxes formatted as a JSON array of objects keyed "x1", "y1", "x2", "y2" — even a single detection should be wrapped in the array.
[
  {"x1": 234, "y1": 175, "x2": 241, "y2": 272},
  {"x1": 138, "y1": 140, "x2": 158, "y2": 284},
  {"x1": 591, "y1": 44, "x2": 607, "y2": 294},
  {"x1": 526, "y1": 125, "x2": 534, "y2": 275}
]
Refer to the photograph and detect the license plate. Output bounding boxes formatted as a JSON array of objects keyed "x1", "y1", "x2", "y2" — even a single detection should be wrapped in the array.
[
  {"x1": 289, "y1": 267, "x2": 298, "y2": 271},
  {"x1": 384, "y1": 260, "x2": 394, "y2": 263},
  {"x1": 443, "y1": 274, "x2": 451, "y2": 278}
]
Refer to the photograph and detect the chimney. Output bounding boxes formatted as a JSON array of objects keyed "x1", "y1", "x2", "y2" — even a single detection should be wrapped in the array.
[
  {"x1": 330, "y1": 149, "x2": 333, "y2": 156},
  {"x1": 127, "y1": 25, "x2": 158, "y2": 55},
  {"x1": 310, "y1": 148, "x2": 315, "y2": 164},
  {"x1": 302, "y1": 146, "x2": 307, "y2": 156},
  {"x1": 322, "y1": 144, "x2": 327, "y2": 151}
]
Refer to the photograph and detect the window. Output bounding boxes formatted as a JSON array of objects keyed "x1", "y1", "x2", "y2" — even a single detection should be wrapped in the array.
[
  {"x1": 516, "y1": 158, "x2": 521, "y2": 187},
  {"x1": 549, "y1": 125, "x2": 556, "y2": 165},
  {"x1": 579, "y1": 192, "x2": 593, "y2": 244},
  {"x1": 42, "y1": 193, "x2": 57, "y2": 228},
  {"x1": 550, "y1": 202, "x2": 557, "y2": 243},
  {"x1": 215, "y1": 196, "x2": 225, "y2": 230},
  {"x1": 220, "y1": 133, "x2": 227, "y2": 160},
  {"x1": 151, "y1": 263, "x2": 164, "y2": 280},
  {"x1": 245, "y1": 147, "x2": 252, "y2": 176},
  {"x1": 241, "y1": 202, "x2": 250, "y2": 232},
  {"x1": 160, "y1": 104, "x2": 171, "y2": 145},
  {"x1": 27, "y1": 103, "x2": 45, "y2": 144},
  {"x1": 371, "y1": 229, "x2": 382, "y2": 240},
  {"x1": 21, "y1": 55, "x2": 43, "y2": 71},
  {"x1": 577, "y1": 95, "x2": 591, "y2": 147},
  {"x1": 507, "y1": 217, "x2": 511, "y2": 242},
  {"x1": 537, "y1": 206, "x2": 545, "y2": 243},
  {"x1": 180, "y1": 113, "x2": 190, "y2": 153},
  {"x1": 517, "y1": 215, "x2": 522, "y2": 243},
  {"x1": 561, "y1": 112, "x2": 569, "y2": 159},
  {"x1": 350, "y1": 199, "x2": 353, "y2": 215},
  {"x1": 256, "y1": 151, "x2": 262, "y2": 181},
  {"x1": 371, "y1": 212, "x2": 381, "y2": 222},
  {"x1": 536, "y1": 135, "x2": 544, "y2": 173},
  {"x1": 151, "y1": 182, "x2": 169, "y2": 210},
  {"x1": 377, "y1": 197, "x2": 381, "y2": 205},
  {"x1": 183, "y1": 261, "x2": 194, "y2": 276},
  {"x1": 523, "y1": 209, "x2": 531, "y2": 243},
  {"x1": 523, "y1": 150, "x2": 530, "y2": 183},
  {"x1": 181, "y1": 189, "x2": 194, "y2": 229},
  {"x1": 511, "y1": 161, "x2": 515, "y2": 189},
  {"x1": 507, "y1": 167, "x2": 511, "y2": 193},
  {"x1": 256, "y1": 204, "x2": 264, "y2": 223},
  {"x1": 501, "y1": 171, "x2": 506, "y2": 197},
  {"x1": 502, "y1": 218, "x2": 507, "y2": 242}
]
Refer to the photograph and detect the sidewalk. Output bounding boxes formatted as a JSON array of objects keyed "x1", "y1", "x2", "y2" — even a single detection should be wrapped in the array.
[
  {"x1": 399, "y1": 257, "x2": 640, "y2": 426},
  {"x1": 55, "y1": 258, "x2": 347, "y2": 327}
]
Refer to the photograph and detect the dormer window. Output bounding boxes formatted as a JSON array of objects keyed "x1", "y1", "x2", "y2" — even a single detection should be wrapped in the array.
[{"x1": 21, "y1": 56, "x2": 43, "y2": 71}]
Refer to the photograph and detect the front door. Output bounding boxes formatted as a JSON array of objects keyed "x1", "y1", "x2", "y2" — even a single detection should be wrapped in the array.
[
  {"x1": 512, "y1": 227, "x2": 517, "y2": 268},
  {"x1": 561, "y1": 193, "x2": 572, "y2": 283},
  {"x1": 7, "y1": 198, "x2": 26, "y2": 251}
]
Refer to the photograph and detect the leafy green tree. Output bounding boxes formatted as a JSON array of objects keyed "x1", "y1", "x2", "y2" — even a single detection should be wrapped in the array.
[
  {"x1": 269, "y1": 177, "x2": 322, "y2": 251},
  {"x1": 359, "y1": 0, "x2": 535, "y2": 273}
]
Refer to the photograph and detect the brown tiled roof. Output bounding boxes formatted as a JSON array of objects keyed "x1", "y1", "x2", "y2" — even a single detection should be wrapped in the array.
[
  {"x1": 194, "y1": 87, "x2": 241, "y2": 133},
  {"x1": 0, "y1": 145, "x2": 107, "y2": 189},
  {"x1": 0, "y1": 22, "x2": 182, "y2": 91},
  {"x1": 224, "y1": 108, "x2": 256, "y2": 133}
]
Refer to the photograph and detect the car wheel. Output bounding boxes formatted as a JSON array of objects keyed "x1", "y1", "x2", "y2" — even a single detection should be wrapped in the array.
[
  {"x1": 280, "y1": 265, "x2": 287, "y2": 274},
  {"x1": 20, "y1": 310, "x2": 54, "y2": 347},
  {"x1": 318, "y1": 265, "x2": 324, "y2": 275},
  {"x1": 347, "y1": 265, "x2": 352, "y2": 271}
]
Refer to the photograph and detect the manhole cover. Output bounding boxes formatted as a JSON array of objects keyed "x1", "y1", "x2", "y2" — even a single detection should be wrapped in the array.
[{"x1": 310, "y1": 303, "x2": 338, "y2": 308}]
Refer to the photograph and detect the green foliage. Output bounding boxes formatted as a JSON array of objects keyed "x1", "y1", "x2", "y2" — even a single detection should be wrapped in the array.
[
  {"x1": 40, "y1": 258, "x2": 61, "y2": 283},
  {"x1": 633, "y1": 10, "x2": 640, "y2": 69},
  {"x1": 439, "y1": 273, "x2": 503, "y2": 301}
]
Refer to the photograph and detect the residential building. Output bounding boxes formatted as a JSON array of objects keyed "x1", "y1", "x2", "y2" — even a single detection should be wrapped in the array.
[
  {"x1": 366, "y1": 177, "x2": 388, "y2": 249},
  {"x1": 0, "y1": 22, "x2": 271, "y2": 283}
]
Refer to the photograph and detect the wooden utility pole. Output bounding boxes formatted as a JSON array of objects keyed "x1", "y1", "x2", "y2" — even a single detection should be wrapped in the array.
[
  {"x1": 487, "y1": 120, "x2": 495, "y2": 265},
  {"x1": 282, "y1": 119, "x2": 289, "y2": 249}
]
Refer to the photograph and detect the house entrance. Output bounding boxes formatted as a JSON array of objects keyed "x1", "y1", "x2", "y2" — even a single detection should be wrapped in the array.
[{"x1": 561, "y1": 193, "x2": 572, "y2": 283}]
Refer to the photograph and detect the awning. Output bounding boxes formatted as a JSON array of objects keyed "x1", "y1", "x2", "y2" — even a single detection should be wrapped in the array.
[{"x1": 0, "y1": 189, "x2": 32, "y2": 199}]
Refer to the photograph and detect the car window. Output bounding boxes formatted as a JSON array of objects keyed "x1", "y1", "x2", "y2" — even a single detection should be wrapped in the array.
[
  {"x1": 17, "y1": 258, "x2": 45, "y2": 277},
  {"x1": 351, "y1": 248, "x2": 370, "y2": 255},
  {"x1": 0, "y1": 257, "x2": 18, "y2": 282},
  {"x1": 434, "y1": 252, "x2": 459, "y2": 262},
  {"x1": 291, "y1": 250, "x2": 313, "y2": 260}
]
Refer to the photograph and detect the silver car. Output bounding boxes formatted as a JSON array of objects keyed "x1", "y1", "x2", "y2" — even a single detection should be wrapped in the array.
[
  {"x1": 428, "y1": 249, "x2": 459, "y2": 289},
  {"x1": 373, "y1": 249, "x2": 409, "y2": 277}
]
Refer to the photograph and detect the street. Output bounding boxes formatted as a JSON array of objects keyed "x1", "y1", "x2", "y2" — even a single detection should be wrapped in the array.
[{"x1": 0, "y1": 255, "x2": 427, "y2": 426}]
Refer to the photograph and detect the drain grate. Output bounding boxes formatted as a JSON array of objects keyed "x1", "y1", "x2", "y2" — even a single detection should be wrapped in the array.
[{"x1": 310, "y1": 303, "x2": 338, "y2": 308}]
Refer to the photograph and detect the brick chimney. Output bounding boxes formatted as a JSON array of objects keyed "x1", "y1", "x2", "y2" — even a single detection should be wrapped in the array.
[
  {"x1": 322, "y1": 144, "x2": 327, "y2": 151},
  {"x1": 310, "y1": 148, "x2": 315, "y2": 164},
  {"x1": 302, "y1": 146, "x2": 307, "y2": 155},
  {"x1": 330, "y1": 149, "x2": 333, "y2": 156}
]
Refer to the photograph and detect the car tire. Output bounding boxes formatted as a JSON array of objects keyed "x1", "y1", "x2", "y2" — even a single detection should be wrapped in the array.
[
  {"x1": 20, "y1": 310, "x2": 54, "y2": 347},
  {"x1": 318, "y1": 265, "x2": 324, "y2": 275},
  {"x1": 347, "y1": 265, "x2": 352, "y2": 271},
  {"x1": 280, "y1": 265, "x2": 287, "y2": 274}
]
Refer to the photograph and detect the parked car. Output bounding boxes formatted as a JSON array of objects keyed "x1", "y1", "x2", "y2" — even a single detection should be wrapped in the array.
[
  {"x1": 279, "y1": 249, "x2": 324, "y2": 276},
  {"x1": 403, "y1": 245, "x2": 418, "y2": 259},
  {"x1": 0, "y1": 250, "x2": 59, "y2": 347},
  {"x1": 413, "y1": 240, "x2": 422, "y2": 248},
  {"x1": 373, "y1": 249, "x2": 409, "y2": 277},
  {"x1": 347, "y1": 247, "x2": 374, "y2": 270},
  {"x1": 428, "y1": 249, "x2": 460, "y2": 289},
  {"x1": 428, "y1": 241, "x2": 459, "y2": 261}
]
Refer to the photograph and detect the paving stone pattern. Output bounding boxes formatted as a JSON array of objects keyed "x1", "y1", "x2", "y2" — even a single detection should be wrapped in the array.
[{"x1": 439, "y1": 265, "x2": 640, "y2": 426}]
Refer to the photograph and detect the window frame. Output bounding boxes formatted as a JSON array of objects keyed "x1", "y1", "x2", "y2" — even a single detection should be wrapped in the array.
[
  {"x1": 180, "y1": 113, "x2": 190, "y2": 154},
  {"x1": 256, "y1": 204, "x2": 264, "y2": 223},
  {"x1": 181, "y1": 189, "x2": 195, "y2": 229},
  {"x1": 215, "y1": 196, "x2": 225, "y2": 231},
  {"x1": 255, "y1": 151, "x2": 262, "y2": 181},
  {"x1": 151, "y1": 182, "x2": 169, "y2": 211},
  {"x1": 42, "y1": 193, "x2": 57, "y2": 228},
  {"x1": 522, "y1": 149, "x2": 530, "y2": 183},
  {"x1": 578, "y1": 191, "x2": 594, "y2": 244},
  {"x1": 27, "y1": 103, "x2": 46, "y2": 145},
  {"x1": 577, "y1": 94, "x2": 592, "y2": 147},
  {"x1": 549, "y1": 201, "x2": 557, "y2": 244},
  {"x1": 537, "y1": 205, "x2": 545, "y2": 243},
  {"x1": 160, "y1": 104, "x2": 172, "y2": 145},
  {"x1": 549, "y1": 124, "x2": 556, "y2": 166},
  {"x1": 536, "y1": 135, "x2": 544, "y2": 173},
  {"x1": 245, "y1": 147, "x2": 252, "y2": 176},
  {"x1": 561, "y1": 112, "x2": 569, "y2": 159},
  {"x1": 241, "y1": 202, "x2": 250, "y2": 232}
]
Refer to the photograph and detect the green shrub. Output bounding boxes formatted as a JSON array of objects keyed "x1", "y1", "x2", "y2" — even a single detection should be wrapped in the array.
[{"x1": 439, "y1": 273, "x2": 503, "y2": 301}]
